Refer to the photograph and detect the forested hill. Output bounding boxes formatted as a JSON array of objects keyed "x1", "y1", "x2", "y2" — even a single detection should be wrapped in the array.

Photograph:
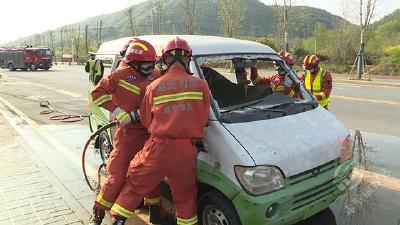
[
  {"x1": 368, "y1": 9, "x2": 400, "y2": 50},
  {"x1": 4, "y1": 0, "x2": 350, "y2": 47}
]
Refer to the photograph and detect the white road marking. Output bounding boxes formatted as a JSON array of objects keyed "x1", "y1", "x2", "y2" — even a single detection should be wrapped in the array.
[
  {"x1": 55, "y1": 89, "x2": 87, "y2": 101},
  {"x1": 0, "y1": 71, "x2": 87, "y2": 101},
  {"x1": 335, "y1": 83, "x2": 361, "y2": 88},
  {"x1": 333, "y1": 95, "x2": 400, "y2": 106},
  {"x1": 335, "y1": 80, "x2": 400, "y2": 89}
]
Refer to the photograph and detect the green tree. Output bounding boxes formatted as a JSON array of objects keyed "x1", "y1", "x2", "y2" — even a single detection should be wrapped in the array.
[
  {"x1": 256, "y1": 37, "x2": 278, "y2": 51},
  {"x1": 218, "y1": 0, "x2": 246, "y2": 37}
]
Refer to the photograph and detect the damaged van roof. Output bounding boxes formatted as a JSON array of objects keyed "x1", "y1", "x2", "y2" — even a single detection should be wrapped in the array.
[{"x1": 96, "y1": 35, "x2": 276, "y2": 56}]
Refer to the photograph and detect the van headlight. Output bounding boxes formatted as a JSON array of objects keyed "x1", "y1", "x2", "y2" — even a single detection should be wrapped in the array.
[
  {"x1": 234, "y1": 165, "x2": 285, "y2": 195},
  {"x1": 340, "y1": 135, "x2": 353, "y2": 163}
]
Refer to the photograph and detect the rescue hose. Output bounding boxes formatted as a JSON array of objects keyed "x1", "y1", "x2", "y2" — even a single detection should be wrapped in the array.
[
  {"x1": 82, "y1": 121, "x2": 118, "y2": 191},
  {"x1": 39, "y1": 100, "x2": 88, "y2": 122}
]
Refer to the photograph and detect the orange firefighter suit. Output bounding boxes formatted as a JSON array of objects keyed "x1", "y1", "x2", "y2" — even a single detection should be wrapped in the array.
[
  {"x1": 91, "y1": 66, "x2": 161, "y2": 210},
  {"x1": 110, "y1": 64, "x2": 210, "y2": 225},
  {"x1": 250, "y1": 67, "x2": 297, "y2": 97}
]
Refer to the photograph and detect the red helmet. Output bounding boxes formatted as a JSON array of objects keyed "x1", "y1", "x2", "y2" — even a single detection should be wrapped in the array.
[
  {"x1": 120, "y1": 38, "x2": 137, "y2": 57},
  {"x1": 162, "y1": 36, "x2": 192, "y2": 57},
  {"x1": 124, "y1": 39, "x2": 157, "y2": 63},
  {"x1": 278, "y1": 50, "x2": 294, "y2": 66},
  {"x1": 303, "y1": 54, "x2": 320, "y2": 69}
]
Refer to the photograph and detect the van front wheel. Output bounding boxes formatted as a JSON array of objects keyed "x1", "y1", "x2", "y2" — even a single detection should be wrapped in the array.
[
  {"x1": 99, "y1": 131, "x2": 112, "y2": 164},
  {"x1": 198, "y1": 191, "x2": 242, "y2": 225}
]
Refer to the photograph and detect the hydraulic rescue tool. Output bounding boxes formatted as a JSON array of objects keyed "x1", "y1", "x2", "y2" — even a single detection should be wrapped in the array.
[
  {"x1": 39, "y1": 100, "x2": 87, "y2": 122},
  {"x1": 82, "y1": 121, "x2": 117, "y2": 191}
]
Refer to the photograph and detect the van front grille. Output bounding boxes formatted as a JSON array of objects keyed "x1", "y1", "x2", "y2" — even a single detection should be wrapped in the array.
[
  {"x1": 291, "y1": 167, "x2": 352, "y2": 211},
  {"x1": 286, "y1": 159, "x2": 339, "y2": 186}
]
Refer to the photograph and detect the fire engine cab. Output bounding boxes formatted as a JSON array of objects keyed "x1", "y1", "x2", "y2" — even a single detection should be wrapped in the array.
[{"x1": 0, "y1": 46, "x2": 53, "y2": 71}]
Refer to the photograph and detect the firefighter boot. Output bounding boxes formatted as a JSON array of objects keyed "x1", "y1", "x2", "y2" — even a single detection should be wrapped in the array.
[
  {"x1": 149, "y1": 205, "x2": 163, "y2": 225},
  {"x1": 88, "y1": 207, "x2": 105, "y2": 225},
  {"x1": 112, "y1": 216, "x2": 126, "y2": 225}
]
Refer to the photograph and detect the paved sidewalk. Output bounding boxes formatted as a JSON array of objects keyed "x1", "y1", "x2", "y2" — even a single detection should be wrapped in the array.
[{"x1": 0, "y1": 114, "x2": 89, "y2": 225}]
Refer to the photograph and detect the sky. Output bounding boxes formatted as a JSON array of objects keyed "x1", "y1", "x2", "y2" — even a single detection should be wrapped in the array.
[{"x1": 0, "y1": 0, "x2": 398, "y2": 45}]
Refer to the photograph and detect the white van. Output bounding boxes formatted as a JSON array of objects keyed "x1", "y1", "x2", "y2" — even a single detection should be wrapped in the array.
[{"x1": 89, "y1": 35, "x2": 354, "y2": 225}]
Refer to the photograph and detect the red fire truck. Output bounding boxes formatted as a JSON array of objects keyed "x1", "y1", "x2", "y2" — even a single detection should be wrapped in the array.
[{"x1": 0, "y1": 46, "x2": 53, "y2": 71}]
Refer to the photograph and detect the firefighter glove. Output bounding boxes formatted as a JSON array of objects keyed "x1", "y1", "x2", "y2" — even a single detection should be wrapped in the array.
[{"x1": 112, "y1": 107, "x2": 132, "y2": 126}]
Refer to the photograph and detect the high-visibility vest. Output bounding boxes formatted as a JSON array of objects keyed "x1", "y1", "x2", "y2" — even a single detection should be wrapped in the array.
[
  {"x1": 304, "y1": 68, "x2": 331, "y2": 107},
  {"x1": 87, "y1": 59, "x2": 95, "y2": 75},
  {"x1": 88, "y1": 59, "x2": 102, "y2": 75}
]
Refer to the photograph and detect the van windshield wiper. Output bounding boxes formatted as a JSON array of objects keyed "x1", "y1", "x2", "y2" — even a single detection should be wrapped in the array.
[
  {"x1": 248, "y1": 106, "x2": 286, "y2": 114},
  {"x1": 220, "y1": 98, "x2": 266, "y2": 113},
  {"x1": 247, "y1": 106, "x2": 288, "y2": 117},
  {"x1": 268, "y1": 101, "x2": 317, "y2": 110}
]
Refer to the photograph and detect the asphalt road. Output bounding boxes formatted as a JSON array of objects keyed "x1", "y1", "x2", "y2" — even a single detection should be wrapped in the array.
[{"x1": 0, "y1": 64, "x2": 399, "y2": 225}]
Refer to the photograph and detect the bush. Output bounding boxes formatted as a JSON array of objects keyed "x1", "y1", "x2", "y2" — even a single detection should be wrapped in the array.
[
  {"x1": 323, "y1": 64, "x2": 353, "y2": 74},
  {"x1": 369, "y1": 63, "x2": 399, "y2": 76},
  {"x1": 256, "y1": 37, "x2": 278, "y2": 51},
  {"x1": 292, "y1": 48, "x2": 308, "y2": 60},
  {"x1": 385, "y1": 45, "x2": 400, "y2": 64},
  {"x1": 378, "y1": 45, "x2": 400, "y2": 75}
]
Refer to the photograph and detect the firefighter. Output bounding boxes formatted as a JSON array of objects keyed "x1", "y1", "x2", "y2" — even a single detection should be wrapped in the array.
[
  {"x1": 89, "y1": 39, "x2": 162, "y2": 225},
  {"x1": 109, "y1": 37, "x2": 210, "y2": 225},
  {"x1": 250, "y1": 50, "x2": 297, "y2": 98},
  {"x1": 85, "y1": 52, "x2": 104, "y2": 84},
  {"x1": 299, "y1": 54, "x2": 332, "y2": 109},
  {"x1": 117, "y1": 39, "x2": 137, "y2": 69}
]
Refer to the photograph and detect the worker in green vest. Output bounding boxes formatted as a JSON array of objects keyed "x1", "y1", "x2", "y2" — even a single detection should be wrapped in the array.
[
  {"x1": 85, "y1": 52, "x2": 104, "y2": 84},
  {"x1": 299, "y1": 54, "x2": 332, "y2": 110}
]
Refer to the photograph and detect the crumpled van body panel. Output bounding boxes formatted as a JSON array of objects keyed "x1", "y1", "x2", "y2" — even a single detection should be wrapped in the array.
[{"x1": 224, "y1": 106, "x2": 349, "y2": 177}]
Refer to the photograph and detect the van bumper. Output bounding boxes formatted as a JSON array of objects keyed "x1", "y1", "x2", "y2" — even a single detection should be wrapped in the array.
[{"x1": 232, "y1": 158, "x2": 354, "y2": 225}]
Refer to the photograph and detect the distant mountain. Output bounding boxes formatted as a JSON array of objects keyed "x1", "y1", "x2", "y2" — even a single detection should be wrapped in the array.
[{"x1": 3, "y1": 0, "x2": 351, "y2": 48}]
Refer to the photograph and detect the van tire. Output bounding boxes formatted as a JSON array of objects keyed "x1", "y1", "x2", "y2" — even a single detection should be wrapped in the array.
[
  {"x1": 198, "y1": 191, "x2": 242, "y2": 225},
  {"x1": 99, "y1": 131, "x2": 112, "y2": 164},
  {"x1": 8, "y1": 63, "x2": 15, "y2": 71}
]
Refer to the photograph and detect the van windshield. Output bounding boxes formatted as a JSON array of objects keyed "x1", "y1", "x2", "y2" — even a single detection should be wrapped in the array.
[{"x1": 196, "y1": 54, "x2": 317, "y2": 123}]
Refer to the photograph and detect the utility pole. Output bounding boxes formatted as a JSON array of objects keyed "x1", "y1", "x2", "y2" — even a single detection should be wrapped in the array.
[
  {"x1": 151, "y1": 10, "x2": 154, "y2": 34},
  {"x1": 314, "y1": 36, "x2": 317, "y2": 55},
  {"x1": 60, "y1": 29, "x2": 64, "y2": 63},
  {"x1": 275, "y1": 0, "x2": 292, "y2": 51},
  {"x1": 97, "y1": 20, "x2": 103, "y2": 48},
  {"x1": 85, "y1": 25, "x2": 89, "y2": 58}
]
